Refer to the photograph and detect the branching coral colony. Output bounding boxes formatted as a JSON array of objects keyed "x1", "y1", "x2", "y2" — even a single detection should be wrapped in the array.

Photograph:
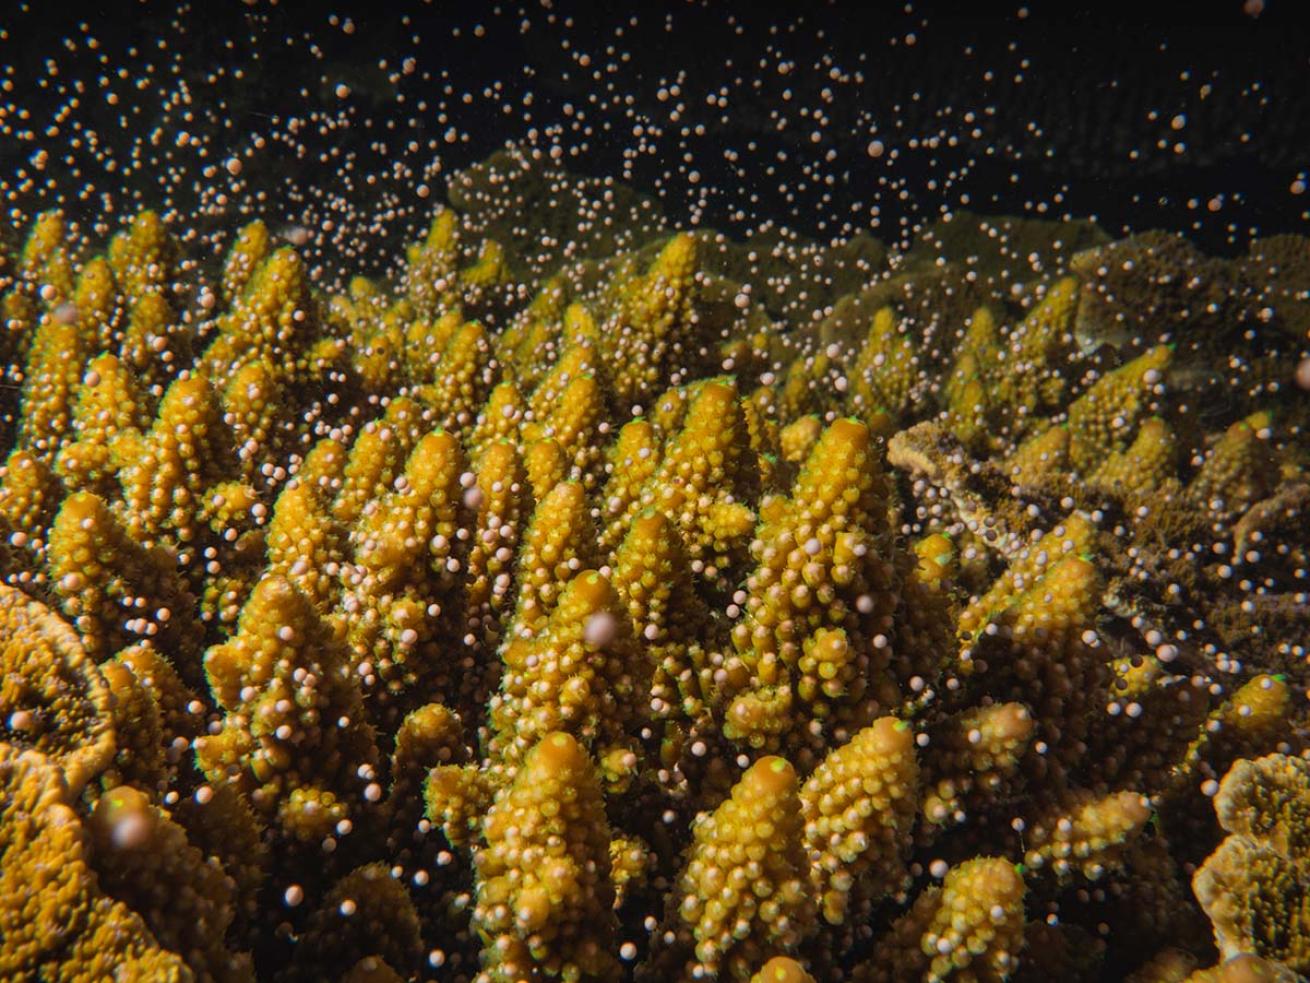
[{"x1": 1, "y1": 152, "x2": 1309, "y2": 983}]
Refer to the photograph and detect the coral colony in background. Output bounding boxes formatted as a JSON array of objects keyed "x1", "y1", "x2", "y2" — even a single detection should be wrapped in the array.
[{"x1": 1, "y1": 1, "x2": 1309, "y2": 981}]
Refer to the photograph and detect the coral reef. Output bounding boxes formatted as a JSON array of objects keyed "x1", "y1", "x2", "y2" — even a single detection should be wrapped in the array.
[{"x1": 0, "y1": 158, "x2": 1307, "y2": 983}]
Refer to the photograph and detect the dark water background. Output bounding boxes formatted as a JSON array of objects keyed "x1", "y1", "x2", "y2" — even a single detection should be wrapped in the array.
[{"x1": 2, "y1": 0, "x2": 1308, "y2": 271}]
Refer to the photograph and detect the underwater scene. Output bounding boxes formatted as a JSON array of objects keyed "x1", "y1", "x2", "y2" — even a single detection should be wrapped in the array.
[{"x1": 1, "y1": 1, "x2": 1309, "y2": 980}]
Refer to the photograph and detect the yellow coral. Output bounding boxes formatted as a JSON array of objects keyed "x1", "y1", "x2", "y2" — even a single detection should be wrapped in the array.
[
  {"x1": 0, "y1": 187, "x2": 1303, "y2": 983},
  {"x1": 1190, "y1": 411, "x2": 1280, "y2": 517},
  {"x1": 957, "y1": 512, "x2": 1094, "y2": 639},
  {"x1": 507, "y1": 479, "x2": 599, "y2": 639},
  {"x1": 461, "y1": 439, "x2": 529, "y2": 668},
  {"x1": 388, "y1": 702, "x2": 466, "y2": 841},
  {"x1": 606, "y1": 232, "x2": 705, "y2": 409},
  {"x1": 474, "y1": 732, "x2": 620, "y2": 982},
  {"x1": 613, "y1": 510, "x2": 716, "y2": 730},
  {"x1": 1183, "y1": 955, "x2": 1301, "y2": 983},
  {"x1": 1091, "y1": 416, "x2": 1178, "y2": 496},
  {"x1": 342, "y1": 429, "x2": 470, "y2": 714},
  {"x1": 524, "y1": 372, "x2": 607, "y2": 491},
  {"x1": 221, "y1": 359, "x2": 284, "y2": 478},
  {"x1": 1023, "y1": 789, "x2": 1152, "y2": 881},
  {"x1": 727, "y1": 417, "x2": 897, "y2": 755},
  {"x1": 416, "y1": 319, "x2": 493, "y2": 432},
  {"x1": 1194, "y1": 754, "x2": 1310, "y2": 973},
  {"x1": 779, "y1": 413, "x2": 823, "y2": 464},
  {"x1": 121, "y1": 290, "x2": 188, "y2": 391},
  {"x1": 198, "y1": 575, "x2": 379, "y2": 841},
  {"x1": 265, "y1": 479, "x2": 345, "y2": 609},
  {"x1": 1004, "y1": 425, "x2": 1070, "y2": 484},
  {"x1": 960, "y1": 553, "x2": 1107, "y2": 781},
  {"x1": 996, "y1": 276, "x2": 1078, "y2": 422},
  {"x1": 99, "y1": 658, "x2": 167, "y2": 794},
  {"x1": 1190, "y1": 674, "x2": 1292, "y2": 782},
  {"x1": 1067, "y1": 345, "x2": 1171, "y2": 473},
  {"x1": 489, "y1": 570, "x2": 647, "y2": 780},
  {"x1": 108, "y1": 210, "x2": 177, "y2": 304},
  {"x1": 469, "y1": 379, "x2": 526, "y2": 451},
  {"x1": 20, "y1": 210, "x2": 75, "y2": 302},
  {"x1": 118, "y1": 375, "x2": 234, "y2": 543},
  {"x1": 19, "y1": 315, "x2": 93, "y2": 461},
  {"x1": 922, "y1": 702, "x2": 1033, "y2": 828},
  {"x1": 0, "y1": 446, "x2": 61, "y2": 538},
  {"x1": 462, "y1": 238, "x2": 508, "y2": 288},
  {"x1": 609, "y1": 833, "x2": 652, "y2": 910},
  {"x1": 856, "y1": 857, "x2": 1026, "y2": 983},
  {"x1": 424, "y1": 762, "x2": 494, "y2": 848},
  {"x1": 404, "y1": 208, "x2": 462, "y2": 320},
  {"x1": 88, "y1": 785, "x2": 251, "y2": 982},
  {"x1": 675, "y1": 756, "x2": 815, "y2": 980},
  {"x1": 71, "y1": 257, "x2": 121, "y2": 351},
  {"x1": 801, "y1": 717, "x2": 919, "y2": 925},
  {"x1": 597, "y1": 417, "x2": 662, "y2": 559},
  {"x1": 750, "y1": 957, "x2": 817, "y2": 983},
  {"x1": 0, "y1": 742, "x2": 191, "y2": 981},
  {"x1": 55, "y1": 354, "x2": 148, "y2": 493},
  {"x1": 851, "y1": 306, "x2": 918, "y2": 420},
  {"x1": 332, "y1": 421, "x2": 415, "y2": 526},
  {"x1": 48, "y1": 490, "x2": 202, "y2": 663},
  {"x1": 221, "y1": 220, "x2": 271, "y2": 303},
  {"x1": 0, "y1": 584, "x2": 115, "y2": 793},
  {"x1": 638, "y1": 378, "x2": 758, "y2": 588}
]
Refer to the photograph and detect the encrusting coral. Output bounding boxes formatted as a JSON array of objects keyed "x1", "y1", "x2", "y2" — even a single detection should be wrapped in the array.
[
  {"x1": 0, "y1": 168, "x2": 1307, "y2": 983},
  {"x1": 0, "y1": 740, "x2": 194, "y2": 981},
  {"x1": 87, "y1": 784, "x2": 252, "y2": 981},
  {"x1": 1192, "y1": 754, "x2": 1310, "y2": 975}
]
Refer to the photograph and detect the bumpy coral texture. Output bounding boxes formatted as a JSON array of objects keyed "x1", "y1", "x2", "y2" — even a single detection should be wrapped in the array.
[
  {"x1": 0, "y1": 196, "x2": 1307, "y2": 983},
  {"x1": 1193, "y1": 755, "x2": 1310, "y2": 974}
]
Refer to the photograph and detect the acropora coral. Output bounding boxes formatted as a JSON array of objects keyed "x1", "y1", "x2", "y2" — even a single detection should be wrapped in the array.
[{"x1": 0, "y1": 151, "x2": 1307, "y2": 983}]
